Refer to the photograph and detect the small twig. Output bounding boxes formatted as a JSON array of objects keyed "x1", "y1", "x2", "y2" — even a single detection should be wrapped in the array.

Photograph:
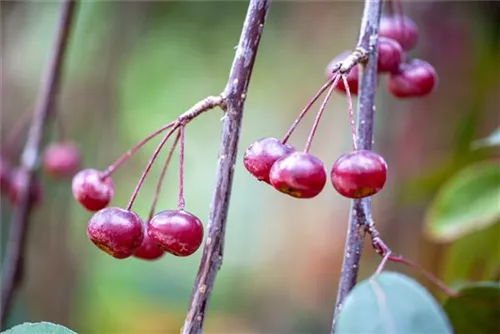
[
  {"x1": 332, "y1": 0, "x2": 383, "y2": 331},
  {"x1": 339, "y1": 47, "x2": 369, "y2": 74},
  {"x1": 0, "y1": 0, "x2": 77, "y2": 327},
  {"x1": 182, "y1": 1, "x2": 270, "y2": 333},
  {"x1": 102, "y1": 96, "x2": 222, "y2": 179}
]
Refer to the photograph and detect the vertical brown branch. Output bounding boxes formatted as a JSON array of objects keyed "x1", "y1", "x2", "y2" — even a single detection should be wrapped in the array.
[
  {"x1": 331, "y1": 0, "x2": 383, "y2": 331},
  {"x1": 0, "y1": 0, "x2": 77, "y2": 328},
  {"x1": 182, "y1": 1, "x2": 270, "y2": 333}
]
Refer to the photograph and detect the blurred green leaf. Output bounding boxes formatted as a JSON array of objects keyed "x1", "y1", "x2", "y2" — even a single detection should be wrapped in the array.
[
  {"x1": 2, "y1": 322, "x2": 76, "y2": 334},
  {"x1": 443, "y1": 282, "x2": 500, "y2": 334},
  {"x1": 442, "y1": 223, "x2": 500, "y2": 284},
  {"x1": 425, "y1": 162, "x2": 500, "y2": 242},
  {"x1": 335, "y1": 272, "x2": 452, "y2": 334},
  {"x1": 471, "y1": 128, "x2": 500, "y2": 149}
]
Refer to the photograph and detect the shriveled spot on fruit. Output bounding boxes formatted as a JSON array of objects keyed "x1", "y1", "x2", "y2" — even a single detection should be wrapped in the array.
[
  {"x1": 279, "y1": 185, "x2": 302, "y2": 198},
  {"x1": 93, "y1": 240, "x2": 115, "y2": 256},
  {"x1": 157, "y1": 245, "x2": 170, "y2": 253},
  {"x1": 353, "y1": 187, "x2": 376, "y2": 198},
  {"x1": 168, "y1": 249, "x2": 184, "y2": 257}
]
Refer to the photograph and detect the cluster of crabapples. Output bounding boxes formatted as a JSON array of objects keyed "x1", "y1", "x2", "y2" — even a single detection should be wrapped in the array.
[
  {"x1": 0, "y1": 141, "x2": 81, "y2": 205},
  {"x1": 244, "y1": 14, "x2": 436, "y2": 199},
  {"x1": 244, "y1": 138, "x2": 387, "y2": 200},
  {"x1": 330, "y1": 14, "x2": 438, "y2": 98},
  {"x1": 71, "y1": 125, "x2": 204, "y2": 261}
]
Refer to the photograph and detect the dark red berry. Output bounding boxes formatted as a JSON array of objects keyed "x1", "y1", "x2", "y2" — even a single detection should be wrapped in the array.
[
  {"x1": 330, "y1": 150, "x2": 387, "y2": 199},
  {"x1": 72, "y1": 168, "x2": 114, "y2": 211},
  {"x1": 0, "y1": 157, "x2": 13, "y2": 193},
  {"x1": 243, "y1": 137, "x2": 295, "y2": 184},
  {"x1": 43, "y1": 141, "x2": 81, "y2": 178},
  {"x1": 8, "y1": 169, "x2": 43, "y2": 206},
  {"x1": 377, "y1": 37, "x2": 403, "y2": 73},
  {"x1": 379, "y1": 15, "x2": 419, "y2": 51},
  {"x1": 269, "y1": 151, "x2": 327, "y2": 199},
  {"x1": 87, "y1": 207, "x2": 144, "y2": 259},
  {"x1": 133, "y1": 223, "x2": 165, "y2": 261},
  {"x1": 387, "y1": 59, "x2": 438, "y2": 98},
  {"x1": 148, "y1": 209, "x2": 204, "y2": 257}
]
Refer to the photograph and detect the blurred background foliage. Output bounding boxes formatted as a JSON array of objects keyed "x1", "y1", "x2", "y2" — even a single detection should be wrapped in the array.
[{"x1": 1, "y1": 1, "x2": 499, "y2": 333}]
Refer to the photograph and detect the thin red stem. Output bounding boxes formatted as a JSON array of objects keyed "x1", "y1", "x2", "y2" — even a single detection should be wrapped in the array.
[
  {"x1": 370, "y1": 231, "x2": 458, "y2": 297},
  {"x1": 386, "y1": 0, "x2": 395, "y2": 16},
  {"x1": 282, "y1": 73, "x2": 338, "y2": 144},
  {"x1": 178, "y1": 125, "x2": 186, "y2": 210},
  {"x1": 396, "y1": 0, "x2": 405, "y2": 33},
  {"x1": 387, "y1": 255, "x2": 459, "y2": 297},
  {"x1": 101, "y1": 121, "x2": 175, "y2": 179},
  {"x1": 148, "y1": 132, "x2": 180, "y2": 222},
  {"x1": 396, "y1": 0, "x2": 404, "y2": 17},
  {"x1": 126, "y1": 126, "x2": 179, "y2": 211},
  {"x1": 342, "y1": 74, "x2": 358, "y2": 150},
  {"x1": 304, "y1": 74, "x2": 341, "y2": 153},
  {"x1": 55, "y1": 111, "x2": 66, "y2": 141}
]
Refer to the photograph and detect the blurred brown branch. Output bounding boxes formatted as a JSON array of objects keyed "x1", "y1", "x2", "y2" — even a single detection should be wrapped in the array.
[
  {"x1": 182, "y1": 1, "x2": 271, "y2": 333},
  {"x1": 0, "y1": 0, "x2": 78, "y2": 328}
]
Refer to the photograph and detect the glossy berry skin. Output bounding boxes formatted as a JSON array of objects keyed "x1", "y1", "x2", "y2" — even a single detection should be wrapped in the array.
[
  {"x1": 330, "y1": 150, "x2": 387, "y2": 199},
  {"x1": 133, "y1": 224, "x2": 165, "y2": 261},
  {"x1": 379, "y1": 15, "x2": 419, "y2": 51},
  {"x1": 243, "y1": 137, "x2": 295, "y2": 184},
  {"x1": 72, "y1": 169, "x2": 114, "y2": 211},
  {"x1": 43, "y1": 142, "x2": 81, "y2": 178},
  {"x1": 87, "y1": 207, "x2": 144, "y2": 259},
  {"x1": 148, "y1": 210, "x2": 204, "y2": 257},
  {"x1": 377, "y1": 37, "x2": 403, "y2": 73},
  {"x1": 0, "y1": 157, "x2": 13, "y2": 193},
  {"x1": 269, "y1": 151, "x2": 327, "y2": 199},
  {"x1": 387, "y1": 59, "x2": 438, "y2": 98},
  {"x1": 7, "y1": 169, "x2": 43, "y2": 206}
]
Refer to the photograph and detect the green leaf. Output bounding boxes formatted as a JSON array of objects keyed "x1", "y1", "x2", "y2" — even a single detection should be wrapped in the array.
[
  {"x1": 443, "y1": 282, "x2": 500, "y2": 334},
  {"x1": 425, "y1": 162, "x2": 500, "y2": 242},
  {"x1": 471, "y1": 128, "x2": 500, "y2": 149},
  {"x1": 335, "y1": 272, "x2": 452, "y2": 334},
  {"x1": 2, "y1": 322, "x2": 76, "y2": 334},
  {"x1": 442, "y1": 223, "x2": 500, "y2": 284}
]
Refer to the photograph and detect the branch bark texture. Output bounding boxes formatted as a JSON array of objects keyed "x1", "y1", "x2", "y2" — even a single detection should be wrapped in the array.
[
  {"x1": 182, "y1": 1, "x2": 270, "y2": 333},
  {"x1": 0, "y1": 0, "x2": 77, "y2": 328},
  {"x1": 332, "y1": 0, "x2": 383, "y2": 331}
]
